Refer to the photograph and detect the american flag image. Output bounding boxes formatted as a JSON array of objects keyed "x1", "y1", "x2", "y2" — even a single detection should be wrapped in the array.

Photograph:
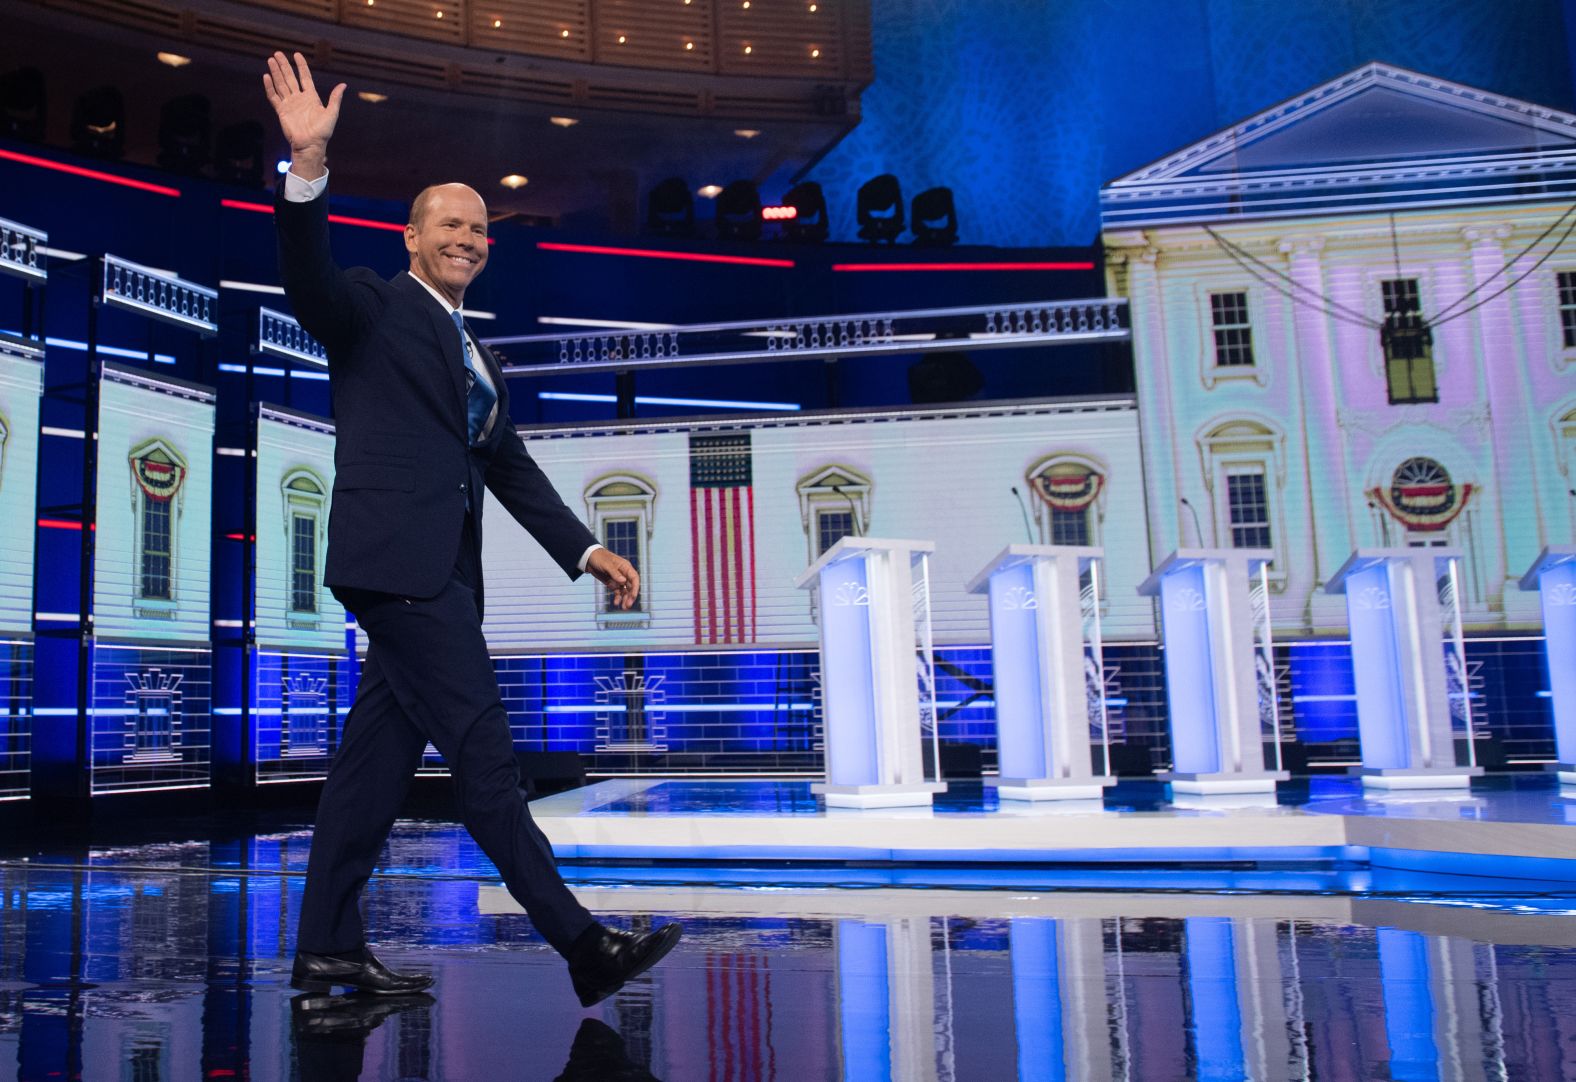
[{"x1": 690, "y1": 433, "x2": 756, "y2": 644}]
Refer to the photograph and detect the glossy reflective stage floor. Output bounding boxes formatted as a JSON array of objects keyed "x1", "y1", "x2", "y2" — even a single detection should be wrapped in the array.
[{"x1": 3, "y1": 784, "x2": 1576, "y2": 1080}]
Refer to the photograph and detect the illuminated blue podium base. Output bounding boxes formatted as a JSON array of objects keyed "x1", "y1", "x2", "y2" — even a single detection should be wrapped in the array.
[
  {"x1": 1352, "y1": 765, "x2": 1485, "y2": 790},
  {"x1": 811, "y1": 781, "x2": 948, "y2": 809},
  {"x1": 1161, "y1": 770, "x2": 1286, "y2": 795},
  {"x1": 988, "y1": 775, "x2": 1116, "y2": 801}
]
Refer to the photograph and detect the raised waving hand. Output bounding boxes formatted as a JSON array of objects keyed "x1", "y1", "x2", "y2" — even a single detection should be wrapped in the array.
[{"x1": 263, "y1": 51, "x2": 345, "y2": 179}]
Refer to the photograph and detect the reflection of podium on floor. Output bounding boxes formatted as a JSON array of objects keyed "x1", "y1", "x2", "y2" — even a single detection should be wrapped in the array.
[
  {"x1": 1325, "y1": 548, "x2": 1483, "y2": 789},
  {"x1": 1520, "y1": 546, "x2": 1576, "y2": 786},
  {"x1": 1138, "y1": 549, "x2": 1288, "y2": 794},
  {"x1": 967, "y1": 545, "x2": 1115, "y2": 800},
  {"x1": 795, "y1": 537, "x2": 947, "y2": 809}
]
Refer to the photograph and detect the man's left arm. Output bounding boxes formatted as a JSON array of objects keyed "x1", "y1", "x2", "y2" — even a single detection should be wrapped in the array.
[{"x1": 484, "y1": 420, "x2": 600, "y2": 579}]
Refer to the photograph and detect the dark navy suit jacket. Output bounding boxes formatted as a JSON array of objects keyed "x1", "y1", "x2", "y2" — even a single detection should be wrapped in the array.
[{"x1": 275, "y1": 189, "x2": 596, "y2": 606}]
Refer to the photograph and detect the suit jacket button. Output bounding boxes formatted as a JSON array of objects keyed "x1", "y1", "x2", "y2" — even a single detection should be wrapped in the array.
[{"x1": 459, "y1": 483, "x2": 467, "y2": 491}]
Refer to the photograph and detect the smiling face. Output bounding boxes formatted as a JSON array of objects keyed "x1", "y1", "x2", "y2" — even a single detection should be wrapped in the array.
[{"x1": 404, "y1": 183, "x2": 489, "y2": 307}]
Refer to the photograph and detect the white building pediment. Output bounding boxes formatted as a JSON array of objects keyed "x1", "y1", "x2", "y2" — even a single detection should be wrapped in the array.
[{"x1": 1101, "y1": 62, "x2": 1576, "y2": 229}]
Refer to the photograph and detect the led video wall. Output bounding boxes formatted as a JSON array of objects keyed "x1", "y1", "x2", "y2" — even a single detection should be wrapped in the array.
[
  {"x1": 0, "y1": 336, "x2": 43, "y2": 801},
  {"x1": 89, "y1": 363, "x2": 215, "y2": 794},
  {"x1": 479, "y1": 401, "x2": 1152, "y2": 653},
  {"x1": 252, "y1": 405, "x2": 350, "y2": 783}
]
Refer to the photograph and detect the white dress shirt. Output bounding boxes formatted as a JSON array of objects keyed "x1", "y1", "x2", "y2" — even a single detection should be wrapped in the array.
[{"x1": 283, "y1": 169, "x2": 604, "y2": 574}]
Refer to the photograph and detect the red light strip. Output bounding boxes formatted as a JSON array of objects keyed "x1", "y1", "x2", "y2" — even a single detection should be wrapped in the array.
[
  {"x1": 832, "y1": 261, "x2": 1095, "y2": 272},
  {"x1": 224, "y1": 532, "x2": 256, "y2": 541},
  {"x1": 221, "y1": 199, "x2": 494, "y2": 242},
  {"x1": 537, "y1": 241, "x2": 794, "y2": 268},
  {"x1": 38, "y1": 519, "x2": 86, "y2": 530},
  {"x1": 0, "y1": 148, "x2": 182, "y2": 197}
]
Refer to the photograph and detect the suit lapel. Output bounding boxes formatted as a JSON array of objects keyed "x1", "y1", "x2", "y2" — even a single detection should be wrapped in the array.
[{"x1": 394, "y1": 272, "x2": 470, "y2": 421}]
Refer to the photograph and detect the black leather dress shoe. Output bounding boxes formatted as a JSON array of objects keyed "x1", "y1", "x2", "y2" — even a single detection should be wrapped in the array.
[
  {"x1": 291, "y1": 947, "x2": 434, "y2": 995},
  {"x1": 567, "y1": 922, "x2": 683, "y2": 1007},
  {"x1": 290, "y1": 990, "x2": 435, "y2": 1038}
]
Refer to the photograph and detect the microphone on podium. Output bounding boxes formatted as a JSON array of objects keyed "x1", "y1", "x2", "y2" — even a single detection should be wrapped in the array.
[
  {"x1": 1179, "y1": 496, "x2": 1204, "y2": 547},
  {"x1": 1010, "y1": 486, "x2": 1034, "y2": 544}
]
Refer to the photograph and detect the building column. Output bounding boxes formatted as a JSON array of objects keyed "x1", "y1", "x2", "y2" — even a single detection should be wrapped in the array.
[
  {"x1": 1278, "y1": 233, "x2": 1352, "y2": 629},
  {"x1": 1463, "y1": 224, "x2": 1545, "y2": 624},
  {"x1": 1112, "y1": 241, "x2": 1187, "y2": 567}
]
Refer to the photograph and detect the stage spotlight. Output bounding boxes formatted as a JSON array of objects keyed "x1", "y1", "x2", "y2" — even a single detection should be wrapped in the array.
[
  {"x1": 783, "y1": 180, "x2": 829, "y2": 243},
  {"x1": 646, "y1": 176, "x2": 696, "y2": 237},
  {"x1": 856, "y1": 173, "x2": 904, "y2": 243},
  {"x1": 213, "y1": 120, "x2": 265, "y2": 186},
  {"x1": 0, "y1": 68, "x2": 46, "y2": 142},
  {"x1": 70, "y1": 85, "x2": 125, "y2": 159},
  {"x1": 910, "y1": 186, "x2": 958, "y2": 246},
  {"x1": 157, "y1": 94, "x2": 211, "y2": 174},
  {"x1": 715, "y1": 179, "x2": 762, "y2": 242}
]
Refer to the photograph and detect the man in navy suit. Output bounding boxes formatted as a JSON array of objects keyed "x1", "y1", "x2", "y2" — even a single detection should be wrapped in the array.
[{"x1": 264, "y1": 51, "x2": 680, "y2": 1005}]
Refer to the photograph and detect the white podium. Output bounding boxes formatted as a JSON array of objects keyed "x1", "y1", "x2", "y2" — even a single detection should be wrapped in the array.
[
  {"x1": 1139, "y1": 549, "x2": 1288, "y2": 794},
  {"x1": 1325, "y1": 548, "x2": 1483, "y2": 789},
  {"x1": 795, "y1": 537, "x2": 948, "y2": 808},
  {"x1": 1519, "y1": 546, "x2": 1576, "y2": 785},
  {"x1": 966, "y1": 545, "x2": 1115, "y2": 800}
]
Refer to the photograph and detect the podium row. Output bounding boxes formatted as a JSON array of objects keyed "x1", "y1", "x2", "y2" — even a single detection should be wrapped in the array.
[{"x1": 798, "y1": 539, "x2": 1576, "y2": 808}]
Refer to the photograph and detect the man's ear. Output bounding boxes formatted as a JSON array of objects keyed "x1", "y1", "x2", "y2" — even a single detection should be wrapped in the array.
[{"x1": 403, "y1": 224, "x2": 418, "y2": 256}]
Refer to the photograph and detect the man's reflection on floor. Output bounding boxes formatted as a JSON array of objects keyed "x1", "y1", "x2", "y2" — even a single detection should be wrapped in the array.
[{"x1": 289, "y1": 993, "x2": 662, "y2": 1081}]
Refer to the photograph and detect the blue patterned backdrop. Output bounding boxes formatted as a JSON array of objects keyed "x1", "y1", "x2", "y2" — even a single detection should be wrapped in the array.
[{"x1": 808, "y1": 0, "x2": 1576, "y2": 246}]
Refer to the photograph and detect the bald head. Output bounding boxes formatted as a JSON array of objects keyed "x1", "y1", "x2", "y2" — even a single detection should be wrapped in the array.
[
  {"x1": 404, "y1": 183, "x2": 490, "y2": 307},
  {"x1": 409, "y1": 182, "x2": 486, "y2": 230}
]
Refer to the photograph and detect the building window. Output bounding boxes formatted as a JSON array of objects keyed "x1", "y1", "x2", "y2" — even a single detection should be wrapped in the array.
[
  {"x1": 129, "y1": 439, "x2": 188, "y2": 612},
  {"x1": 141, "y1": 497, "x2": 172, "y2": 599},
  {"x1": 601, "y1": 516, "x2": 643, "y2": 613},
  {"x1": 1559, "y1": 272, "x2": 1576, "y2": 349},
  {"x1": 1049, "y1": 507, "x2": 1091, "y2": 546},
  {"x1": 1209, "y1": 291, "x2": 1254, "y2": 367},
  {"x1": 816, "y1": 509, "x2": 855, "y2": 555},
  {"x1": 584, "y1": 474, "x2": 657, "y2": 626},
  {"x1": 1197, "y1": 418, "x2": 1286, "y2": 584},
  {"x1": 797, "y1": 466, "x2": 872, "y2": 561},
  {"x1": 1225, "y1": 467, "x2": 1272, "y2": 549},
  {"x1": 281, "y1": 470, "x2": 327, "y2": 625},
  {"x1": 1380, "y1": 278, "x2": 1437, "y2": 404},
  {"x1": 291, "y1": 512, "x2": 317, "y2": 614},
  {"x1": 1026, "y1": 456, "x2": 1104, "y2": 548}
]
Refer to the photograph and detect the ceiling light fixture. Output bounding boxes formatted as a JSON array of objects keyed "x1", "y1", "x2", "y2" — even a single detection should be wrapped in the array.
[
  {"x1": 549, "y1": 116, "x2": 579, "y2": 128},
  {"x1": 617, "y1": 34, "x2": 628, "y2": 44},
  {"x1": 697, "y1": 184, "x2": 722, "y2": 198},
  {"x1": 734, "y1": 129, "x2": 760, "y2": 139},
  {"x1": 500, "y1": 174, "x2": 529, "y2": 189},
  {"x1": 156, "y1": 52, "x2": 191, "y2": 68},
  {"x1": 357, "y1": 91, "x2": 388, "y2": 103}
]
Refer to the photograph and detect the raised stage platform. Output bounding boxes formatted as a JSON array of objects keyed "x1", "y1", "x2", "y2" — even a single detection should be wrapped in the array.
[{"x1": 528, "y1": 774, "x2": 1576, "y2": 882}]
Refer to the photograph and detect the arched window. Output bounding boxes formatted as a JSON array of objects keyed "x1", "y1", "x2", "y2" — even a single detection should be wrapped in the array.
[
  {"x1": 1026, "y1": 455, "x2": 1106, "y2": 546},
  {"x1": 796, "y1": 465, "x2": 872, "y2": 561},
  {"x1": 282, "y1": 469, "x2": 328, "y2": 623},
  {"x1": 1196, "y1": 418, "x2": 1287, "y2": 582},
  {"x1": 128, "y1": 438, "x2": 188, "y2": 615},
  {"x1": 584, "y1": 473, "x2": 656, "y2": 626},
  {"x1": 1368, "y1": 456, "x2": 1473, "y2": 548}
]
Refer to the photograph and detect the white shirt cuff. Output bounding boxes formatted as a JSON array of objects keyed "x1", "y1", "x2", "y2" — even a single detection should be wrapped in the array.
[
  {"x1": 577, "y1": 544, "x2": 604, "y2": 573},
  {"x1": 283, "y1": 170, "x2": 329, "y2": 202}
]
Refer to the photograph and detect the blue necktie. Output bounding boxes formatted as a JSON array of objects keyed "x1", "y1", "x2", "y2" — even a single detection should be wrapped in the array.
[{"x1": 452, "y1": 309, "x2": 496, "y2": 445}]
